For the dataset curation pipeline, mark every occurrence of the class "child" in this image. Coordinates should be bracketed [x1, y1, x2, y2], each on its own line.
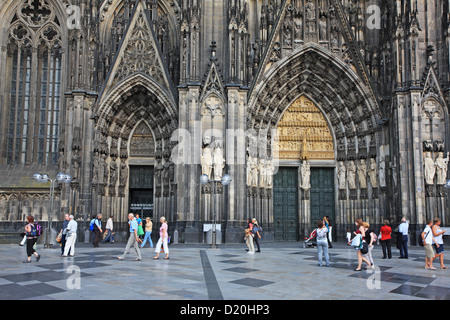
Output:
[346, 229, 352, 245]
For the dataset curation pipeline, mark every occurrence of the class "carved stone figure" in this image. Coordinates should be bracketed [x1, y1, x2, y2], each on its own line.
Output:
[357, 159, 367, 189]
[301, 161, 311, 190]
[265, 159, 274, 188]
[213, 146, 225, 181]
[435, 152, 449, 185]
[248, 155, 259, 187]
[109, 156, 118, 186]
[347, 160, 356, 189]
[368, 158, 378, 188]
[119, 158, 128, 187]
[306, 0, 316, 33]
[379, 157, 386, 187]
[338, 161, 346, 189]
[259, 158, 267, 188]
[424, 151, 436, 185]
[71, 149, 81, 181]
[92, 151, 99, 184]
[201, 135, 213, 178]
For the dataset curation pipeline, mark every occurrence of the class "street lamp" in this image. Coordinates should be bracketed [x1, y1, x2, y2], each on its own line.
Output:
[445, 180, 450, 189]
[200, 173, 232, 248]
[33, 172, 72, 248]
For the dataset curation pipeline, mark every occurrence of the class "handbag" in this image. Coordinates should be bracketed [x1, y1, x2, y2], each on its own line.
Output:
[56, 230, 62, 243]
[137, 225, 145, 236]
[350, 234, 362, 248]
[360, 241, 369, 254]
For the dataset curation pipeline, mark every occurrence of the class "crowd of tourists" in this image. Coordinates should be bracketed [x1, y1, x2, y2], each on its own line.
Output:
[18, 213, 448, 272]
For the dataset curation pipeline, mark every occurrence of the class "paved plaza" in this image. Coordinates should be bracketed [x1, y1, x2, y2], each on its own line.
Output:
[1, 241, 450, 301]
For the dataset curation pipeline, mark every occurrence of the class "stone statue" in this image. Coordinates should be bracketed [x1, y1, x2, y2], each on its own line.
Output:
[213, 146, 225, 181]
[301, 161, 311, 190]
[347, 160, 357, 190]
[258, 158, 267, 188]
[357, 159, 367, 189]
[119, 158, 128, 187]
[201, 135, 213, 178]
[109, 156, 118, 186]
[92, 151, 99, 184]
[338, 161, 346, 189]
[368, 158, 378, 188]
[306, 0, 316, 33]
[248, 155, 259, 187]
[435, 152, 449, 185]
[424, 151, 436, 185]
[265, 159, 274, 188]
[71, 149, 81, 181]
[57, 150, 66, 171]
[379, 157, 386, 187]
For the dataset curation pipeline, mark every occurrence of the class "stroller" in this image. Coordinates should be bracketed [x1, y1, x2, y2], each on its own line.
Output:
[303, 229, 317, 248]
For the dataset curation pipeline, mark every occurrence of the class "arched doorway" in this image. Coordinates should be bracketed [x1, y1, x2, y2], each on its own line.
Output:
[273, 95, 335, 241]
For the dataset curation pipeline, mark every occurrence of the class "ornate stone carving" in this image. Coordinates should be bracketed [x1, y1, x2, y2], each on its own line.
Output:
[435, 152, 449, 185]
[276, 96, 334, 160]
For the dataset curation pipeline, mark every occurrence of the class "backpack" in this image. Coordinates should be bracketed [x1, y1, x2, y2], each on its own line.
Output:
[89, 219, 95, 232]
[35, 222, 42, 236]
[27, 224, 37, 237]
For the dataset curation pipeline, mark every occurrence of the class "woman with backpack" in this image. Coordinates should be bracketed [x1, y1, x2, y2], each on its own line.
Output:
[23, 216, 41, 263]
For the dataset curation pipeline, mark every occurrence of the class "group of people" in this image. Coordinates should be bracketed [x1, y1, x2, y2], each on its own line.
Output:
[344, 217, 447, 271]
[20, 213, 447, 271]
[116, 213, 169, 261]
[244, 218, 262, 254]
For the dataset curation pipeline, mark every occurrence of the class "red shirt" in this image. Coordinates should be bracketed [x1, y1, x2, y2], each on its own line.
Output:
[380, 225, 392, 240]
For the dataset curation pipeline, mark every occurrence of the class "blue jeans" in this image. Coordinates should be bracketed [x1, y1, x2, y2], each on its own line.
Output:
[102, 229, 114, 243]
[399, 235, 408, 258]
[141, 231, 153, 247]
[317, 240, 330, 266]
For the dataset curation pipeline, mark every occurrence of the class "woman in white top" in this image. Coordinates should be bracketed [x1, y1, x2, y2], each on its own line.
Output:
[432, 217, 447, 269]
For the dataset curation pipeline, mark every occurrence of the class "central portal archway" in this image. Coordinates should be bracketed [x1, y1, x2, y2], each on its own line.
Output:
[273, 95, 335, 241]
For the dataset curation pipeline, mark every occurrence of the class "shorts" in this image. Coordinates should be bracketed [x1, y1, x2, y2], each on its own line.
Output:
[424, 244, 435, 258]
[433, 243, 444, 254]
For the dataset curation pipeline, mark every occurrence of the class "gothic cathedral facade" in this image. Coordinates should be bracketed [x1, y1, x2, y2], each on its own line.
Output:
[0, 0, 449, 243]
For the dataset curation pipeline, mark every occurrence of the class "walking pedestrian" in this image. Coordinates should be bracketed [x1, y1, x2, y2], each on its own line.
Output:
[244, 226, 255, 254]
[431, 217, 448, 269]
[136, 214, 144, 240]
[346, 229, 352, 245]
[316, 220, 330, 267]
[23, 216, 41, 263]
[141, 217, 153, 248]
[422, 219, 438, 270]
[350, 219, 371, 271]
[93, 214, 103, 247]
[362, 222, 375, 268]
[398, 217, 409, 259]
[153, 217, 169, 260]
[379, 220, 392, 259]
[63, 215, 78, 257]
[102, 215, 114, 243]
[117, 213, 142, 261]
[59, 214, 70, 256]
[251, 218, 261, 252]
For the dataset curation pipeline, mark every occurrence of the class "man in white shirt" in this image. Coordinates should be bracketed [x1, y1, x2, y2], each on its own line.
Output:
[398, 217, 409, 259]
[63, 215, 78, 257]
[422, 219, 439, 270]
[102, 215, 114, 243]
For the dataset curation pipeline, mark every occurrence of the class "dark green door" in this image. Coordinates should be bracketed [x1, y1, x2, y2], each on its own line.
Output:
[273, 167, 299, 241]
[310, 168, 335, 229]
